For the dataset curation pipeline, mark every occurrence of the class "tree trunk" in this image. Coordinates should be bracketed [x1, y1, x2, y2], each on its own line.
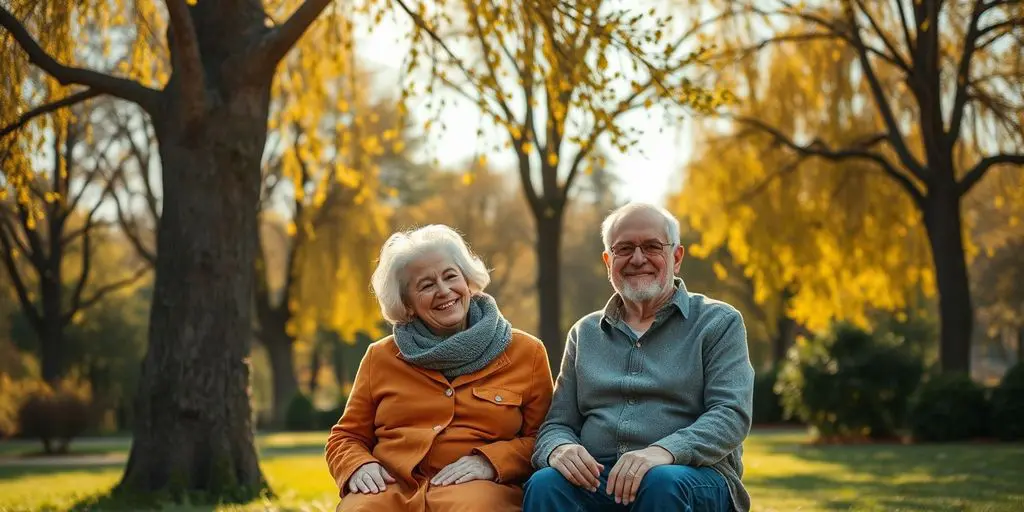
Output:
[262, 326, 298, 429]
[308, 344, 321, 397]
[535, 209, 565, 373]
[921, 180, 974, 375]
[118, 86, 271, 499]
[39, 302, 64, 385]
[772, 313, 796, 367]
[1017, 328, 1023, 364]
[39, 252, 64, 384]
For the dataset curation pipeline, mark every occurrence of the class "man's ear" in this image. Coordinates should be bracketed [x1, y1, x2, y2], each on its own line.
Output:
[673, 244, 685, 273]
[602, 250, 612, 270]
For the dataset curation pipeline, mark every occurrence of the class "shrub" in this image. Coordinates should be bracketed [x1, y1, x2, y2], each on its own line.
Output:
[752, 366, 786, 425]
[316, 404, 346, 430]
[990, 363, 1024, 441]
[17, 378, 93, 454]
[776, 322, 924, 440]
[908, 373, 989, 442]
[284, 393, 315, 431]
[0, 375, 48, 439]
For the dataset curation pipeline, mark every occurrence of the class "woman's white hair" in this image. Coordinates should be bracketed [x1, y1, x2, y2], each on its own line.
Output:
[371, 224, 491, 325]
[600, 202, 681, 251]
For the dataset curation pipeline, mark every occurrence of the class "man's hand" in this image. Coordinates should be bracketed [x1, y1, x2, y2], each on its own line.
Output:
[430, 455, 496, 486]
[606, 445, 674, 505]
[348, 462, 396, 494]
[547, 443, 603, 492]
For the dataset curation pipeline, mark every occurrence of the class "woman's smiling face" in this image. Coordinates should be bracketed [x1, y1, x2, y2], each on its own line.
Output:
[404, 250, 471, 335]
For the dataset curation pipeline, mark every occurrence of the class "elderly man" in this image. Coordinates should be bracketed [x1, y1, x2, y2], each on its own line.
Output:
[522, 203, 754, 512]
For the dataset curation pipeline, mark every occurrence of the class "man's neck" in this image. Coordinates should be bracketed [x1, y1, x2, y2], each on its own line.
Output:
[621, 286, 675, 326]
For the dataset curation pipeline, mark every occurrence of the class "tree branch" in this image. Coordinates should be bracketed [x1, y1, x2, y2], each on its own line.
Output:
[0, 6, 161, 113]
[0, 224, 43, 329]
[854, 0, 911, 70]
[255, 0, 332, 67]
[977, 17, 1024, 49]
[66, 217, 95, 321]
[751, 3, 912, 71]
[960, 153, 1024, 196]
[0, 89, 100, 139]
[894, 0, 916, 52]
[0, 207, 32, 258]
[948, 0, 986, 144]
[737, 116, 926, 207]
[64, 264, 150, 323]
[844, 4, 927, 181]
[466, 2, 516, 124]
[164, 0, 207, 124]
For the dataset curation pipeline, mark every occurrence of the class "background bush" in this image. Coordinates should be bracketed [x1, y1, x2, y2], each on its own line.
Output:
[753, 365, 786, 424]
[285, 393, 316, 431]
[0, 375, 48, 439]
[990, 362, 1024, 441]
[908, 372, 989, 442]
[777, 322, 924, 440]
[16, 378, 94, 454]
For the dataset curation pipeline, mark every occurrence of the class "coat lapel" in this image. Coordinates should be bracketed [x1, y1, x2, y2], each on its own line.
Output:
[450, 351, 511, 388]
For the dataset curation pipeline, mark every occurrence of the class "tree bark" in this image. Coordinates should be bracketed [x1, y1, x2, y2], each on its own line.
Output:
[921, 176, 974, 375]
[262, 327, 298, 429]
[1017, 328, 1023, 364]
[772, 313, 796, 367]
[308, 344, 321, 397]
[534, 208, 565, 373]
[118, 84, 271, 499]
[39, 273, 64, 384]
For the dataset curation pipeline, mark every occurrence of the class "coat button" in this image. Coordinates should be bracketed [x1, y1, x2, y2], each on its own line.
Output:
[494, 395, 503, 402]
[445, 388, 453, 397]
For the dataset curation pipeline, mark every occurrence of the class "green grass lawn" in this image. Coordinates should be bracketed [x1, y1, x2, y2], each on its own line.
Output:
[1, 429, 1022, 511]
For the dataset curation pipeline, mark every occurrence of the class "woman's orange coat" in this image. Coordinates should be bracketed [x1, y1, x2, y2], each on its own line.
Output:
[325, 330, 554, 511]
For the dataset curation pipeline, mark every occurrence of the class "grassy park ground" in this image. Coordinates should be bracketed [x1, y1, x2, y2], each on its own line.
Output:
[0, 428, 1022, 511]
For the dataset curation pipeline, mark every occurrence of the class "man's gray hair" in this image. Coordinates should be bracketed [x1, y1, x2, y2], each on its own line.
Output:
[600, 202, 681, 251]
[370, 224, 491, 324]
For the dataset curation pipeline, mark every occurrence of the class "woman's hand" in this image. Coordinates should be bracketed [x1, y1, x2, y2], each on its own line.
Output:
[348, 462, 397, 494]
[430, 454, 496, 486]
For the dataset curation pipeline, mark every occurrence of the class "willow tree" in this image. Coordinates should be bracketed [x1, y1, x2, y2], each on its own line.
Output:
[254, 4, 390, 427]
[678, 40, 934, 339]
[683, 0, 1023, 373]
[398, 1, 728, 363]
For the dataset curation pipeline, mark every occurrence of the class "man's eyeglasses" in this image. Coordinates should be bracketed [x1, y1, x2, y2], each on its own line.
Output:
[609, 241, 674, 257]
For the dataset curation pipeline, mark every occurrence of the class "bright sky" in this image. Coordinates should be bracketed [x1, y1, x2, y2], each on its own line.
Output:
[352, 15, 695, 206]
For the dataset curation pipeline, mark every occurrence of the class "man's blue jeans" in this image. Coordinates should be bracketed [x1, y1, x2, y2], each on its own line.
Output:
[522, 456, 731, 512]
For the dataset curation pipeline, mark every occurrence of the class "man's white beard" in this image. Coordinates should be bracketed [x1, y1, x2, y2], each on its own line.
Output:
[619, 276, 664, 302]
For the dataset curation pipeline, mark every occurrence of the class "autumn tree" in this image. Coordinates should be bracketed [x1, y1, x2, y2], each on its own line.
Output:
[0, 112, 147, 384]
[681, 0, 1023, 373]
[253, 12, 393, 426]
[674, 39, 935, 359]
[400, 0, 728, 366]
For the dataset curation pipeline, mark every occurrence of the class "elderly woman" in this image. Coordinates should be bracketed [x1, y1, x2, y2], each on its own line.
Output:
[325, 224, 554, 512]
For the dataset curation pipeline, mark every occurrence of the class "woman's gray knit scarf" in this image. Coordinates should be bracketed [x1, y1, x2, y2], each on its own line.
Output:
[393, 293, 512, 379]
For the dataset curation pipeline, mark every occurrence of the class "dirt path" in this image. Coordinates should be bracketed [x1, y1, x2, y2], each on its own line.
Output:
[0, 452, 126, 467]
[0, 437, 130, 468]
